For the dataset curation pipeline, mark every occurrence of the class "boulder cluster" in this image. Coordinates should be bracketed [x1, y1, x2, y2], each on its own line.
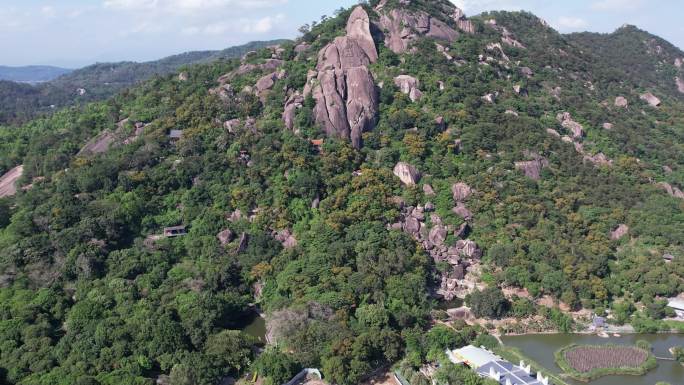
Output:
[375, 0, 473, 54]
[389, 180, 481, 300]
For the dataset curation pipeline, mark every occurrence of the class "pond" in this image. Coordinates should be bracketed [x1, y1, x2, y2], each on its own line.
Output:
[241, 312, 267, 343]
[502, 333, 684, 385]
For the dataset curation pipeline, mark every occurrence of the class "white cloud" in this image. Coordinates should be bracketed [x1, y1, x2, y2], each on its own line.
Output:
[591, 0, 645, 11]
[104, 0, 287, 12]
[555, 16, 588, 30]
[450, 0, 525, 13]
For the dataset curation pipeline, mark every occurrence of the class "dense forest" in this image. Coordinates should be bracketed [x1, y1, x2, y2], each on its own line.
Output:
[0, 40, 287, 126]
[0, 1, 682, 384]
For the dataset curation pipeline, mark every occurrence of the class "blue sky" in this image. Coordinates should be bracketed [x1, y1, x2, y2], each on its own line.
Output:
[1, 0, 683, 68]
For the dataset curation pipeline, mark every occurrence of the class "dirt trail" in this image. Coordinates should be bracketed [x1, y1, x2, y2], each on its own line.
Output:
[0, 165, 23, 198]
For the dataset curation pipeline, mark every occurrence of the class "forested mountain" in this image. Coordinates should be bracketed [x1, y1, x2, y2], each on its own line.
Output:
[0, 40, 288, 125]
[0, 66, 73, 83]
[0, 1, 682, 385]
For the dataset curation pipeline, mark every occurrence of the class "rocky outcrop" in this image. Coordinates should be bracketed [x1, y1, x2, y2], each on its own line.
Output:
[557, 112, 584, 139]
[311, 6, 378, 148]
[515, 156, 549, 180]
[393, 162, 420, 185]
[657, 182, 684, 199]
[676, 57, 683, 68]
[376, 6, 460, 54]
[640, 92, 661, 107]
[676, 77, 684, 94]
[394, 75, 422, 102]
[610, 224, 629, 241]
[614, 96, 628, 107]
[218, 59, 284, 84]
[583, 152, 613, 167]
[389, 200, 481, 301]
[602, 123, 613, 130]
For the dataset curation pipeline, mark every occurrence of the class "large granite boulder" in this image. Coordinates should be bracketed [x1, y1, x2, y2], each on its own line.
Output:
[456, 239, 482, 259]
[217, 229, 234, 246]
[676, 57, 683, 68]
[610, 224, 629, 241]
[677, 77, 684, 94]
[393, 162, 421, 185]
[428, 225, 448, 247]
[614, 96, 628, 107]
[394, 75, 422, 102]
[452, 202, 472, 220]
[451, 182, 472, 202]
[311, 6, 378, 148]
[640, 92, 661, 107]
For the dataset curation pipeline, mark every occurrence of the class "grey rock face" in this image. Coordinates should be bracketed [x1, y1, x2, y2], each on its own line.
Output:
[311, 6, 378, 148]
[676, 77, 684, 94]
[393, 162, 421, 185]
[675, 57, 683, 68]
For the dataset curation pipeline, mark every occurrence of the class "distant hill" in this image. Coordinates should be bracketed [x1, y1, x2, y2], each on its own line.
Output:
[0, 39, 289, 125]
[0, 65, 72, 83]
[567, 25, 684, 98]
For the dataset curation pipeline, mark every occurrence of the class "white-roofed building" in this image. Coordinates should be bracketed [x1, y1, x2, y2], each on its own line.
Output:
[448, 345, 500, 368]
[668, 297, 684, 318]
[447, 345, 551, 385]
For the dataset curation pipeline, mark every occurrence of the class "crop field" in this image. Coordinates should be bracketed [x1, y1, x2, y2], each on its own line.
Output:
[554, 344, 657, 381]
[563, 345, 648, 372]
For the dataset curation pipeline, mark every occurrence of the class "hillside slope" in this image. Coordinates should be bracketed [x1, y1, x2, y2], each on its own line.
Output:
[0, 40, 288, 125]
[0, 65, 73, 83]
[0, 1, 682, 385]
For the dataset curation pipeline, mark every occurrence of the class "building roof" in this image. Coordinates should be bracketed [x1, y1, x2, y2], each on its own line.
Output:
[668, 298, 684, 310]
[477, 360, 545, 385]
[450, 345, 500, 368]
